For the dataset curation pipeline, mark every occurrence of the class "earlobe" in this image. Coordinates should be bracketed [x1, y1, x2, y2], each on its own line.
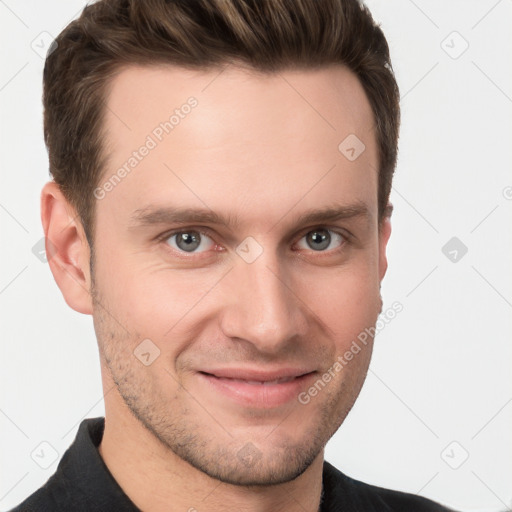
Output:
[41, 181, 93, 315]
[378, 209, 392, 282]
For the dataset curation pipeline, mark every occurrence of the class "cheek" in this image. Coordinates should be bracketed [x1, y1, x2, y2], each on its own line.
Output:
[95, 249, 223, 342]
[297, 261, 381, 341]
[93, 222, 381, 349]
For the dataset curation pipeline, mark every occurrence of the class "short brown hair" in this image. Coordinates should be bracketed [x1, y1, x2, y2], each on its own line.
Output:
[43, 0, 400, 247]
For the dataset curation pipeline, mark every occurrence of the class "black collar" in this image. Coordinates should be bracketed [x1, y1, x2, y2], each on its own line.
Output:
[57, 417, 343, 511]
[26, 417, 450, 512]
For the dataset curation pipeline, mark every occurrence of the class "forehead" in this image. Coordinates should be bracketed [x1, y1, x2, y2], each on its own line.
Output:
[104, 63, 375, 144]
[99, 63, 378, 228]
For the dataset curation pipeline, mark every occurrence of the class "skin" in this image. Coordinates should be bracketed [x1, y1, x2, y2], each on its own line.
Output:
[42, 62, 391, 512]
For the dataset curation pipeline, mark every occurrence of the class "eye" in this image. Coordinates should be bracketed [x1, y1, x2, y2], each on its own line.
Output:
[296, 228, 346, 252]
[165, 230, 216, 253]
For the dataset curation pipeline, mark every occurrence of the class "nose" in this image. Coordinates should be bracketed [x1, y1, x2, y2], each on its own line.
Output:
[219, 250, 309, 354]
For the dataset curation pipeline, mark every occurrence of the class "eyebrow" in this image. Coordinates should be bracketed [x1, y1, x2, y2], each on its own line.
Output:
[129, 201, 371, 233]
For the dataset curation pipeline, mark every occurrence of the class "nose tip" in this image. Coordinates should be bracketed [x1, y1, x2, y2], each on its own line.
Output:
[219, 259, 308, 353]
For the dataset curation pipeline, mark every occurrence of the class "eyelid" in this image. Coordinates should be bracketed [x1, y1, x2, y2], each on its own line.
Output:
[295, 224, 351, 241]
[157, 224, 352, 256]
[293, 226, 349, 252]
[156, 226, 215, 243]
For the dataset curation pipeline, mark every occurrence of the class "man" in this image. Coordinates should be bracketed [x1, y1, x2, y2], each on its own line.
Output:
[11, 0, 457, 510]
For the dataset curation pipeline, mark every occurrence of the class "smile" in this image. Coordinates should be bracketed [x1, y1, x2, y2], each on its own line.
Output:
[197, 369, 317, 408]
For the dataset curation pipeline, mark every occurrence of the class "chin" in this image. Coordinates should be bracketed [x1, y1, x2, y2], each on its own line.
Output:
[182, 444, 320, 487]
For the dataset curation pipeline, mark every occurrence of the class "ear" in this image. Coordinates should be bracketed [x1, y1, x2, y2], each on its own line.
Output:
[378, 204, 392, 282]
[41, 181, 93, 315]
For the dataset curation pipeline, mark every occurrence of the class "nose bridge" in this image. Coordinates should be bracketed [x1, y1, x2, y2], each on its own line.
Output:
[220, 246, 307, 351]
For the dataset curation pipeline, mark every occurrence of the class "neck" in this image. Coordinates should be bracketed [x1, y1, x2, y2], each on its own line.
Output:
[98, 390, 324, 512]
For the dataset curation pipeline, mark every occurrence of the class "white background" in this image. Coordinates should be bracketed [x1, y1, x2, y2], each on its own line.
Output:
[1, 1, 511, 511]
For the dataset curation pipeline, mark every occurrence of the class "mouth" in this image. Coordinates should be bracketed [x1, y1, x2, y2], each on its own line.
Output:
[197, 368, 317, 408]
[212, 375, 298, 385]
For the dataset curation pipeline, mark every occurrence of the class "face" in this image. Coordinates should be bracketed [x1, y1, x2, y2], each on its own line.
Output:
[90, 63, 389, 486]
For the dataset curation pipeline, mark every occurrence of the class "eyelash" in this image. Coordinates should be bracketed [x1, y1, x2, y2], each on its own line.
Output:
[157, 226, 351, 259]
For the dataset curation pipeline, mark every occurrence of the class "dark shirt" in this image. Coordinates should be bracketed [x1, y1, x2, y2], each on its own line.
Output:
[10, 417, 457, 511]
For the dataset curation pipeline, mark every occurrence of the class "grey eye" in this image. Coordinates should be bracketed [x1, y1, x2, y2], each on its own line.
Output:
[298, 229, 344, 252]
[166, 231, 215, 253]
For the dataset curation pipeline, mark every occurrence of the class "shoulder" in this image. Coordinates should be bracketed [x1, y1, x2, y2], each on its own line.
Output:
[322, 461, 458, 512]
[7, 477, 72, 512]
[8, 418, 102, 512]
[7, 452, 91, 512]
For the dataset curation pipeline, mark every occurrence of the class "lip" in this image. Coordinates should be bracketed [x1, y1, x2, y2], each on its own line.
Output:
[197, 367, 317, 408]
